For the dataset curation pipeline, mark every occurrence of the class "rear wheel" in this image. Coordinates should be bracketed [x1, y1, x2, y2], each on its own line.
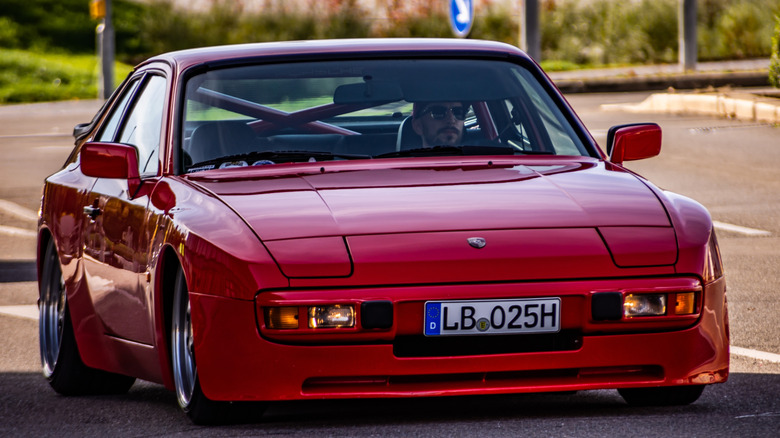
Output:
[39, 240, 135, 395]
[618, 385, 705, 406]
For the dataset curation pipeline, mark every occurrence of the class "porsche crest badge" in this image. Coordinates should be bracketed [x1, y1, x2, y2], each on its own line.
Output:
[467, 237, 487, 249]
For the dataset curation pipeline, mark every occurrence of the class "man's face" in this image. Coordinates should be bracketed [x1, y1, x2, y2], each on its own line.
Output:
[412, 102, 466, 147]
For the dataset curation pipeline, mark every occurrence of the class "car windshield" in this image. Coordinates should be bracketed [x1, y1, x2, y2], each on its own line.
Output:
[181, 58, 593, 173]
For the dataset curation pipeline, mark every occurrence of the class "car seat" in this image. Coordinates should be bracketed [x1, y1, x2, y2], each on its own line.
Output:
[395, 116, 422, 151]
[187, 121, 258, 164]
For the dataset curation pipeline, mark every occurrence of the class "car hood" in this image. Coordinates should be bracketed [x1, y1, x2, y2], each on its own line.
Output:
[191, 158, 671, 241]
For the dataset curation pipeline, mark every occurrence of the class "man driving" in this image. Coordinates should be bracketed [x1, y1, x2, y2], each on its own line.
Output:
[411, 102, 468, 147]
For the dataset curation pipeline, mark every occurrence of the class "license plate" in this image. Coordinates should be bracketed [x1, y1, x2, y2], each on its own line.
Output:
[424, 298, 561, 336]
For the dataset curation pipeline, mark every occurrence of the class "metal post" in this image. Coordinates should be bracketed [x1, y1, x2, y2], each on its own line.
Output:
[519, 0, 541, 61]
[679, 0, 697, 71]
[98, 0, 115, 99]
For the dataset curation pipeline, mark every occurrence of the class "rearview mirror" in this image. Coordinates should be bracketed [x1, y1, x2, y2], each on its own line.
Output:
[333, 81, 403, 104]
[607, 123, 662, 165]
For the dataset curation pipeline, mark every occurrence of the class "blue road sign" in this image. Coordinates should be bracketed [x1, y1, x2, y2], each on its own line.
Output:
[449, 0, 474, 38]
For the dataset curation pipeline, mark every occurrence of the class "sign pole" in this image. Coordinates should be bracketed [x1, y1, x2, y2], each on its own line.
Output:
[92, 0, 115, 99]
[519, 0, 541, 61]
[103, 0, 115, 99]
[679, 0, 697, 71]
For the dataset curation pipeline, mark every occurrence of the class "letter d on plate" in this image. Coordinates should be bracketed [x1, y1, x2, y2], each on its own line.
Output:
[425, 302, 442, 336]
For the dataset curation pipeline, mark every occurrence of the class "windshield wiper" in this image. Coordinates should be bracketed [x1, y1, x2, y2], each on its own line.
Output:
[190, 150, 371, 169]
[375, 145, 516, 158]
[512, 149, 555, 155]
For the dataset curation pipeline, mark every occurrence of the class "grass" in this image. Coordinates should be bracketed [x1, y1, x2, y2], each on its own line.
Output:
[540, 60, 585, 72]
[0, 49, 133, 104]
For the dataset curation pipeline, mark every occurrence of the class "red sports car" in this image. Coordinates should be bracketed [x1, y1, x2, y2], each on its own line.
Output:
[37, 39, 728, 424]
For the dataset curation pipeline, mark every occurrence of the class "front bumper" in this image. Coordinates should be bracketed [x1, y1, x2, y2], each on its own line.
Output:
[189, 276, 729, 402]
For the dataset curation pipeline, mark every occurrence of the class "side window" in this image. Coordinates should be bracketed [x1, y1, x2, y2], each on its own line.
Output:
[509, 67, 588, 156]
[117, 75, 167, 176]
[96, 79, 141, 142]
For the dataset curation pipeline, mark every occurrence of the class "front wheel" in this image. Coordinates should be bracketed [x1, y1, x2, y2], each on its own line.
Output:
[618, 385, 705, 406]
[39, 239, 135, 395]
[171, 266, 237, 424]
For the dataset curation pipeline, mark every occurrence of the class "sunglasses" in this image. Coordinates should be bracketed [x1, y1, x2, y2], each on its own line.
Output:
[420, 105, 468, 121]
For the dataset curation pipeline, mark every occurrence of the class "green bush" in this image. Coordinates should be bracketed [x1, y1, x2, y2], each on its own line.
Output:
[0, 17, 22, 48]
[471, 3, 517, 45]
[540, 0, 674, 65]
[771, 15, 780, 88]
[321, 0, 372, 39]
[699, 0, 779, 60]
[716, 2, 773, 58]
[635, 0, 678, 63]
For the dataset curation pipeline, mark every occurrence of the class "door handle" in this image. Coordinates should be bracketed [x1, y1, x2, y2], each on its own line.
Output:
[83, 206, 102, 219]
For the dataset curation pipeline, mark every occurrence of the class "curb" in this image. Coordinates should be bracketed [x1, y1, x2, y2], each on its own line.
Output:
[600, 89, 780, 124]
[553, 71, 770, 94]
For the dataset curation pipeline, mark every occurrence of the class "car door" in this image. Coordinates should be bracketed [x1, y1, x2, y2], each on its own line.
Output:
[82, 72, 167, 345]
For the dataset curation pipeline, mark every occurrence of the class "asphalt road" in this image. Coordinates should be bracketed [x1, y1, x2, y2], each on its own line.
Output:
[0, 94, 778, 436]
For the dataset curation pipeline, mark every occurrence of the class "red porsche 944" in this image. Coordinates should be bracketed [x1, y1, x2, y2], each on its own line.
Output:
[37, 39, 728, 424]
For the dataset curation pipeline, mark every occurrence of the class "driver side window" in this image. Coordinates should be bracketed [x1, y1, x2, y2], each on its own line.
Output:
[118, 75, 167, 177]
[94, 74, 167, 177]
[96, 79, 140, 143]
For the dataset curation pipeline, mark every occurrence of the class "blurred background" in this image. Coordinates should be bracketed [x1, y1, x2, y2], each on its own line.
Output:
[1, 0, 779, 103]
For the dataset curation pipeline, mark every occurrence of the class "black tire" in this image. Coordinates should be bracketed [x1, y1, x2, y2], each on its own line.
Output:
[39, 240, 136, 395]
[618, 385, 705, 407]
[171, 266, 239, 424]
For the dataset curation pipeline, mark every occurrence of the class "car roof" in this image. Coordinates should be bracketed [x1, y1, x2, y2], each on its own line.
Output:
[139, 38, 532, 74]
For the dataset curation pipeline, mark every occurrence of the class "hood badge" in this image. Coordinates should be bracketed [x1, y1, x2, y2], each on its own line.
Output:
[467, 237, 487, 249]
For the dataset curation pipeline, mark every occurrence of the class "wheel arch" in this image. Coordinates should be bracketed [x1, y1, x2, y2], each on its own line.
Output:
[36, 227, 53, 293]
[155, 244, 184, 390]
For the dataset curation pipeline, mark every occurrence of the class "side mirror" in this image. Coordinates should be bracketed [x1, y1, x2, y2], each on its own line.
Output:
[80, 142, 141, 196]
[606, 123, 662, 165]
[73, 123, 91, 142]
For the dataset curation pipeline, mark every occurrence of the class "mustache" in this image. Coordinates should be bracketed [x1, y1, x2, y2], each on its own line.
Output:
[438, 126, 460, 134]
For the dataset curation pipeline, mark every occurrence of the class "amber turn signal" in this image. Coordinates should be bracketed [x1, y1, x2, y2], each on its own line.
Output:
[265, 307, 299, 329]
[674, 292, 696, 315]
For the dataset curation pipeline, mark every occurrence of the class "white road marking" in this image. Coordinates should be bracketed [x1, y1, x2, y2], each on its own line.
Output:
[713, 221, 772, 237]
[730, 346, 780, 364]
[0, 133, 70, 139]
[0, 225, 37, 238]
[0, 200, 38, 238]
[735, 412, 780, 419]
[0, 199, 39, 222]
[0, 305, 38, 320]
